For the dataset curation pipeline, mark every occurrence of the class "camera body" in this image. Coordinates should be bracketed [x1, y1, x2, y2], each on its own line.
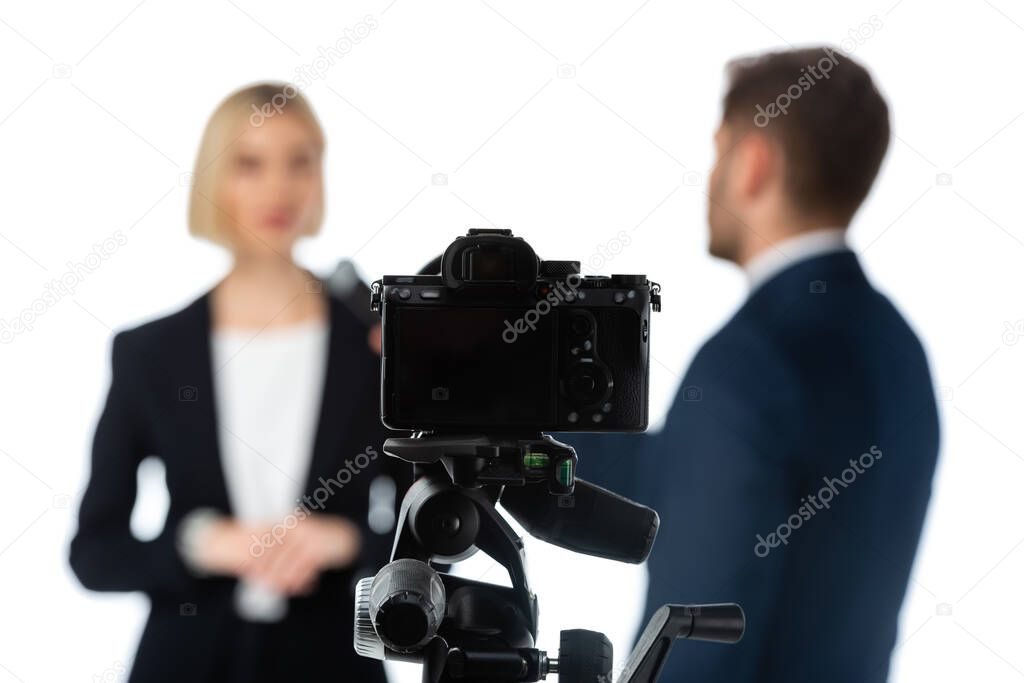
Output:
[371, 229, 659, 433]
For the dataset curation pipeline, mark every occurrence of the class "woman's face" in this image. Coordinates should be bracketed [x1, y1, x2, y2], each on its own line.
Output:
[218, 112, 322, 257]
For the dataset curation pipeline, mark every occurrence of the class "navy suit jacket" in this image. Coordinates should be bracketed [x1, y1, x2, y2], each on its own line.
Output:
[561, 251, 938, 682]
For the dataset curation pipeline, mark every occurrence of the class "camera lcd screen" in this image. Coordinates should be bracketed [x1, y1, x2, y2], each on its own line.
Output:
[389, 307, 557, 427]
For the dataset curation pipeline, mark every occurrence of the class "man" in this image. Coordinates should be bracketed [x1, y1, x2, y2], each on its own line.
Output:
[564, 47, 938, 682]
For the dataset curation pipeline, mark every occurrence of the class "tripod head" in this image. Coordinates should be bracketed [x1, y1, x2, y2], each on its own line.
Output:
[353, 433, 744, 682]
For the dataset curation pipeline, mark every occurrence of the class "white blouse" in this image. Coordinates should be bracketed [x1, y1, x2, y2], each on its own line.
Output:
[208, 318, 329, 621]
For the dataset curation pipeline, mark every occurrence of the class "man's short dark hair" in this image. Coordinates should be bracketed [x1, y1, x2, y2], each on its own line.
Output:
[722, 46, 890, 224]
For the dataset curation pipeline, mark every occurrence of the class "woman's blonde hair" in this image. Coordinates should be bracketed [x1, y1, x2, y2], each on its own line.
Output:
[187, 82, 326, 245]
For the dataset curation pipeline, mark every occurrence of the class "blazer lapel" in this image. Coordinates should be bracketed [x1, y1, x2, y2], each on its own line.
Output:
[180, 291, 234, 514]
[302, 294, 372, 498]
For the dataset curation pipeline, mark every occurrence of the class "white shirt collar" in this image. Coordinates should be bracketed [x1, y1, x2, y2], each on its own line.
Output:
[744, 227, 849, 291]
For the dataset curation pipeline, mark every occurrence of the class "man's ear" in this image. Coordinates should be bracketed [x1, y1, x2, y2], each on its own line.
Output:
[735, 131, 778, 201]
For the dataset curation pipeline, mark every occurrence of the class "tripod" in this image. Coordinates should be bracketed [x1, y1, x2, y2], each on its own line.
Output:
[354, 433, 744, 682]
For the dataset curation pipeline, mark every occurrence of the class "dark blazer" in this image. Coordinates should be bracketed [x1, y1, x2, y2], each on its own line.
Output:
[70, 289, 402, 683]
[562, 251, 939, 682]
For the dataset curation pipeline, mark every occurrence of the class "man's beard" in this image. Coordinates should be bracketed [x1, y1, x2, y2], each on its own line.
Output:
[706, 185, 741, 264]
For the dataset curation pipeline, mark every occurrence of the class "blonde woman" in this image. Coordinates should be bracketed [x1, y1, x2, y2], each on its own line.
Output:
[70, 84, 392, 682]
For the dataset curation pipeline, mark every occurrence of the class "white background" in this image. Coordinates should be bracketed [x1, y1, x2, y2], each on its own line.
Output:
[1, 1, 1023, 681]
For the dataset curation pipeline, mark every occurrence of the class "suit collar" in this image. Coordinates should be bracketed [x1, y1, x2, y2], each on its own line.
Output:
[744, 228, 849, 292]
[740, 250, 867, 318]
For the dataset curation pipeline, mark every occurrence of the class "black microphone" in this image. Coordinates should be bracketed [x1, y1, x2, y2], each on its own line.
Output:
[326, 259, 378, 328]
[499, 478, 659, 565]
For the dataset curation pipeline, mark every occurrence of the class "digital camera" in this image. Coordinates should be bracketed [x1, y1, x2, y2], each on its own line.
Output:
[371, 229, 660, 433]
